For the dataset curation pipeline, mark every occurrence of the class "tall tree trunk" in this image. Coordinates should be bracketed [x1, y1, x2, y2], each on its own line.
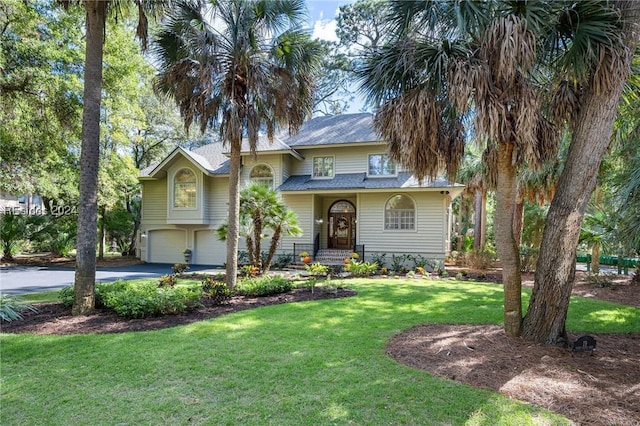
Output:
[495, 143, 522, 337]
[226, 136, 241, 288]
[522, 4, 639, 344]
[73, 1, 105, 316]
[513, 187, 524, 248]
[473, 190, 483, 250]
[480, 191, 487, 249]
[590, 241, 601, 275]
[98, 205, 105, 260]
[455, 198, 464, 252]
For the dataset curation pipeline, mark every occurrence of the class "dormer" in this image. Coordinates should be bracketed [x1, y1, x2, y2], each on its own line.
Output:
[140, 147, 223, 225]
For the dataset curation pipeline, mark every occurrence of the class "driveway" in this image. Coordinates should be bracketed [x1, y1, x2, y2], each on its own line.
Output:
[0, 264, 224, 295]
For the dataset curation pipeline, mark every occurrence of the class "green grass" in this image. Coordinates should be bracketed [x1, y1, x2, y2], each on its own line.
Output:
[2, 278, 638, 425]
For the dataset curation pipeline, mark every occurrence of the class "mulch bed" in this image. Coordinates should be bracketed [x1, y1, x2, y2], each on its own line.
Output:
[2, 261, 639, 425]
[1, 286, 356, 335]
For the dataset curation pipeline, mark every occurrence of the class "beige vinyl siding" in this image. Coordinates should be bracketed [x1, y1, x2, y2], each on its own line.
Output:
[141, 180, 167, 223]
[280, 194, 313, 251]
[358, 192, 445, 258]
[290, 145, 389, 176]
[281, 155, 292, 182]
[207, 175, 230, 229]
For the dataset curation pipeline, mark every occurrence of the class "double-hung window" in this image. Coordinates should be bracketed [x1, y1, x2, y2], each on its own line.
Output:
[368, 154, 396, 176]
[313, 156, 334, 178]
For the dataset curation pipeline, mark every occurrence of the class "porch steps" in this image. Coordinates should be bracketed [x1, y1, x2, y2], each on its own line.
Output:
[313, 249, 353, 265]
[285, 249, 353, 270]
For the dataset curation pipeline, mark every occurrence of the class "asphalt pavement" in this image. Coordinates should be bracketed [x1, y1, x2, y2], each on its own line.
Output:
[0, 263, 224, 295]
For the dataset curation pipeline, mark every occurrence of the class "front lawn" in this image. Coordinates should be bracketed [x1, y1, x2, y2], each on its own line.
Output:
[2, 278, 637, 425]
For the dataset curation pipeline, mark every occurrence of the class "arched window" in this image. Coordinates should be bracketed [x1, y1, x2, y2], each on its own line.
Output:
[174, 168, 196, 208]
[250, 164, 274, 188]
[384, 194, 415, 230]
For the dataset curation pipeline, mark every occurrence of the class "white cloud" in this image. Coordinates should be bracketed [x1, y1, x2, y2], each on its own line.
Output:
[312, 19, 339, 42]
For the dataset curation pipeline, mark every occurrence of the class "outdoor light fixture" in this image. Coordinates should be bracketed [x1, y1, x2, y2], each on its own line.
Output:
[315, 218, 324, 225]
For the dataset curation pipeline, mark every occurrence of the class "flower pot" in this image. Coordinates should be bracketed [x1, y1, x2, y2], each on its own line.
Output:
[303, 256, 311, 264]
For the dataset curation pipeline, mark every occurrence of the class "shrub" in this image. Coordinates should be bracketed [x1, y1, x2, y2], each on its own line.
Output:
[201, 276, 232, 304]
[390, 254, 408, 273]
[241, 265, 260, 277]
[416, 266, 427, 275]
[463, 249, 495, 270]
[158, 274, 177, 288]
[172, 263, 189, 274]
[409, 254, 428, 269]
[274, 252, 294, 269]
[305, 262, 328, 276]
[235, 275, 293, 297]
[101, 281, 202, 318]
[59, 286, 75, 308]
[586, 273, 614, 288]
[344, 260, 378, 277]
[379, 266, 389, 275]
[370, 252, 386, 268]
[0, 293, 37, 322]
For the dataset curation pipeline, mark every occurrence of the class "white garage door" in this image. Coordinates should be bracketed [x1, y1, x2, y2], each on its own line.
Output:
[148, 230, 186, 264]
[194, 230, 226, 265]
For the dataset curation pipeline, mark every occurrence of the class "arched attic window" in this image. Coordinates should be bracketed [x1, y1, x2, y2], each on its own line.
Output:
[250, 164, 274, 188]
[384, 194, 415, 230]
[174, 168, 196, 208]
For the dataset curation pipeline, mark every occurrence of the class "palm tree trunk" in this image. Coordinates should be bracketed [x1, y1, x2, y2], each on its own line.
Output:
[480, 191, 487, 249]
[522, 7, 639, 343]
[590, 242, 601, 275]
[226, 136, 242, 288]
[73, 0, 105, 316]
[495, 143, 522, 337]
[473, 190, 483, 250]
[513, 187, 524, 248]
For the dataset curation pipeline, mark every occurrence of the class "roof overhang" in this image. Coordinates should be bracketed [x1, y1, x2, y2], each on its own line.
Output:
[140, 147, 216, 180]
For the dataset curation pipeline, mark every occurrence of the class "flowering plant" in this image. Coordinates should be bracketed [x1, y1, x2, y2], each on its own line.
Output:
[183, 248, 192, 255]
[298, 251, 309, 257]
[350, 252, 359, 259]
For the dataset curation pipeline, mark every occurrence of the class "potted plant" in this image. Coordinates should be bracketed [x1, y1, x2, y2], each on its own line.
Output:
[299, 251, 310, 263]
[345, 252, 359, 264]
[183, 248, 192, 263]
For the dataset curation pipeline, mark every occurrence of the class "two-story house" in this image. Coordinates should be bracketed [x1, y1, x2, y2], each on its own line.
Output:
[138, 113, 463, 265]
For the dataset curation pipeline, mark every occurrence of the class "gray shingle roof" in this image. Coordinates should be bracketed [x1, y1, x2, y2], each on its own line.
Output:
[140, 144, 230, 178]
[282, 113, 379, 147]
[278, 172, 462, 191]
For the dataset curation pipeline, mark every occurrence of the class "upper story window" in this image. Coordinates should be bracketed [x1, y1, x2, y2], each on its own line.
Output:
[250, 164, 274, 188]
[174, 168, 196, 208]
[368, 153, 396, 176]
[384, 194, 415, 230]
[313, 156, 334, 178]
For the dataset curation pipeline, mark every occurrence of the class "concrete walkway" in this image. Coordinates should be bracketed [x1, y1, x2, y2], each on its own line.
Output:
[0, 263, 224, 295]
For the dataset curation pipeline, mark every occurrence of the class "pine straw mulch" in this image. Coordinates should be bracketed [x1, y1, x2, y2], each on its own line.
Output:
[386, 270, 640, 426]
[2, 267, 639, 425]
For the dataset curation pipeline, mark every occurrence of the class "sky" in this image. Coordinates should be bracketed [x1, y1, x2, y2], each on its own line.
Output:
[306, 1, 366, 113]
[306, 0, 353, 41]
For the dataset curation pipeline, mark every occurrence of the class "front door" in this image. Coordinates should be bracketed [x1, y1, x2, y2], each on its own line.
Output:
[328, 200, 356, 250]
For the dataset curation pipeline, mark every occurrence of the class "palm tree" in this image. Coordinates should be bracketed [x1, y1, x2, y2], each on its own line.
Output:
[154, 0, 321, 288]
[358, 1, 560, 337]
[59, 0, 167, 315]
[216, 182, 302, 273]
